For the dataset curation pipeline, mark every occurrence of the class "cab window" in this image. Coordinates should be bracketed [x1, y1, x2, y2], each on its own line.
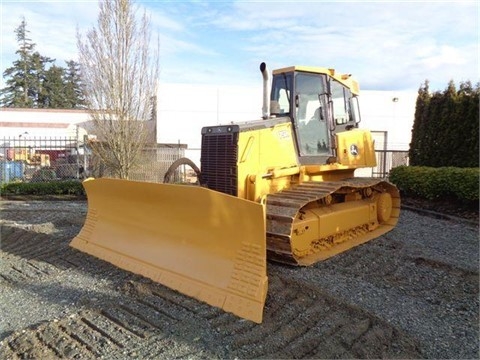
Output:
[295, 73, 330, 156]
[270, 74, 293, 116]
[330, 79, 354, 125]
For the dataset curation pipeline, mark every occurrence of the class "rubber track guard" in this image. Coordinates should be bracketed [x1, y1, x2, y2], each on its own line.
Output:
[70, 178, 268, 323]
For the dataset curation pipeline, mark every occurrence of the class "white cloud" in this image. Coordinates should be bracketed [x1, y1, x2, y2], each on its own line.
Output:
[149, 9, 184, 32]
[223, 1, 479, 90]
[420, 45, 468, 68]
[0, 0, 478, 92]
[158, 33, 219, 58]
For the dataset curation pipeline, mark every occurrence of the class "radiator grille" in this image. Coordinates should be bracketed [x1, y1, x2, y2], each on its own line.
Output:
[201, 128, 238, 196]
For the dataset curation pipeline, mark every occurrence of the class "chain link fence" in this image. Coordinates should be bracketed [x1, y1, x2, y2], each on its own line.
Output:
[0, 137, 83, 183]
[0, 137, 186, 184]
[89, 144, 188, 183]
[0, 136, 408, 185]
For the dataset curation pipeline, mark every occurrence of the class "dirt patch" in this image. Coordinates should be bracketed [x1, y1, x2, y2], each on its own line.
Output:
[401, 195, 478, 223]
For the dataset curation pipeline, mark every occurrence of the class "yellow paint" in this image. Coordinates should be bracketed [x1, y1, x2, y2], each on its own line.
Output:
[273, 65, 360, 94]
[71, 178, 268, 323]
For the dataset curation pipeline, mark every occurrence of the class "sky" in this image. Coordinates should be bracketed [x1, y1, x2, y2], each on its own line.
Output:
[0, 0, 478, 93]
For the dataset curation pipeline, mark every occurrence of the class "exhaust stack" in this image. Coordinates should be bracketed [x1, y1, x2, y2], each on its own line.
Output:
[260, 62, 269, 119]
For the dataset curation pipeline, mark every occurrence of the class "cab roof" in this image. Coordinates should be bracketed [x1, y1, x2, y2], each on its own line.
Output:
[272, 65, 360, 95]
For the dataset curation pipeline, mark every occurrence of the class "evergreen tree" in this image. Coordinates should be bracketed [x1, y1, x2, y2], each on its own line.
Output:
[436, 80, 457, 166]
[409, 80, 430, 165]
[31, 52, 55, 107]
[409, 80, 479, 168]
[425, 91, 444, 166]
[456, 81, 480, 167]
[40, 65, 67, 108]
[64, 60, 86, 108]
[0, 18, 37, 107]
[0, 19, 86, 109]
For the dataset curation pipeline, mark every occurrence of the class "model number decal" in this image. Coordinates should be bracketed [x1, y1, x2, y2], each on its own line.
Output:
[277, 130, 290, 140]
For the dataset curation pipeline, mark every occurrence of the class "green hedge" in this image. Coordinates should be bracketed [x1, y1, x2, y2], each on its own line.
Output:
[1, 180, 85, 196]
[389, 166, 479, 202]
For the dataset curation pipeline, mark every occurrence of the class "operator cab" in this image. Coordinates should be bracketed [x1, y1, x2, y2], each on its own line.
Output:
[269, 66, 361, 165]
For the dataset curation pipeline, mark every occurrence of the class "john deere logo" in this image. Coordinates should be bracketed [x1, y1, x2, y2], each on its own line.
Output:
[350, 144, 359, 156]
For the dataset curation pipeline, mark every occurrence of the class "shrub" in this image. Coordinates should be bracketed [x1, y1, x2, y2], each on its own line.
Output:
[389, 166, 479, 202]
[1, 180, 85, 197]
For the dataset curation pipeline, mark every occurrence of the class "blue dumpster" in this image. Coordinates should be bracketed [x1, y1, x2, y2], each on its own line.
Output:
[0, 161, 25, 183]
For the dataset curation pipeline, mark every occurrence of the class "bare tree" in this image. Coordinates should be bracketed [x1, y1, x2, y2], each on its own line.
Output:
[77, 0, 159, 179]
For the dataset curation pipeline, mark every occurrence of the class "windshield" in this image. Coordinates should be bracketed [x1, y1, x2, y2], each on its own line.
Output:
[295, 72, 330, 156]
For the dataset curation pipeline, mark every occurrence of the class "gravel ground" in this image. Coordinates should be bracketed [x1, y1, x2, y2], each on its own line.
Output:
[0, 200, 478, 359]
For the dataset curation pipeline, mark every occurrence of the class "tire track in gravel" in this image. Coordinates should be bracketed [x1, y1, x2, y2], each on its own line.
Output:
[1, 203, 86, 271]
[220, 274, 421, 359]
[0, 226, 82, 283]
[1, 272, 423, 359]
[0, 223, 130, 284]
[0, 228, 62, 284]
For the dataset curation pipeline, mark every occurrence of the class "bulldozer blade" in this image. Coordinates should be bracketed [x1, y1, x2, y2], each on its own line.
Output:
[70, 178, 268, 323]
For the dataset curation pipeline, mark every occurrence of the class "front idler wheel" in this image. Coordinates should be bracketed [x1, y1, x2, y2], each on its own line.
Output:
[377, 192, 393, 223]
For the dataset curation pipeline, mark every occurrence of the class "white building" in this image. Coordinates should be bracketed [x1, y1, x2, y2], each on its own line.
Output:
[0, 108, 91, 139]
[0, 84, 417, 167]
[359, 90, 417, 151]
[156, 83, 417, 166]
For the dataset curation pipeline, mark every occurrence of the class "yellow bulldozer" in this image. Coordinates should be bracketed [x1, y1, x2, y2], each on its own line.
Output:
[71, 63, 400, 323]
